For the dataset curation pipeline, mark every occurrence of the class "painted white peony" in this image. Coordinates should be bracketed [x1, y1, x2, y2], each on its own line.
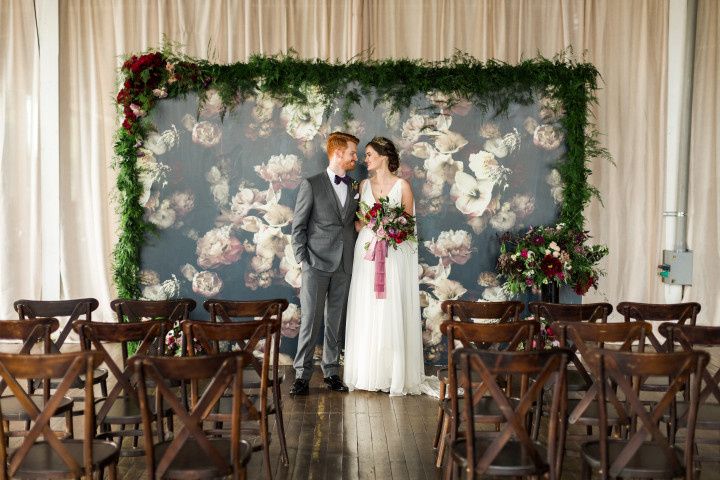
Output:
[192, 121, 222, 147]
[192, 270, 223, 297]
[281, 303, 301, 338]
[424, 229, 474, 266]
[147, 200, 176, 229]
[451, 171, 495, 217]
[255, 154, 303, 190]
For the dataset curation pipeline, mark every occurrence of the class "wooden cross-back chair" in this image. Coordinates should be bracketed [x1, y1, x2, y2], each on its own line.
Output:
[449, 348, 569, 480]
[131, 352, 253, 480]
[202, 298, 289, 467]
[110, 298, 196, 362]
[551, 321, 652, 470]
[660, 323, 720, 465]
[0, 350, 119, 479]
[433, 300, 524, 461]
[73, 320, 173, 457]
[617, 302, 702, 396]
[13, 298, 108, 398]
[184, 318, 279, 480]
[528, 302, 614, 399]
[0, 318, 76, 439]
[580, 349, 708, 480]
[437, 319, 539, 475]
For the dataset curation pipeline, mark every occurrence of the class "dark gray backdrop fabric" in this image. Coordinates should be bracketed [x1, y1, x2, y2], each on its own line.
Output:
[138, 88, 565, 363]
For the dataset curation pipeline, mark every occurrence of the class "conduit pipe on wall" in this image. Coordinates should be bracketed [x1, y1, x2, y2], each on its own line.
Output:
[664, 0, 697, 302]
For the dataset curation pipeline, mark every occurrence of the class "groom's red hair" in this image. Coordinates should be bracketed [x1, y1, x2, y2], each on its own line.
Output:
[327, 132, 359, 159]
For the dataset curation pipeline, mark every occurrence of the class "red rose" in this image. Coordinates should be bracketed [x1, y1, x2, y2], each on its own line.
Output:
[122, 118, 133, 131]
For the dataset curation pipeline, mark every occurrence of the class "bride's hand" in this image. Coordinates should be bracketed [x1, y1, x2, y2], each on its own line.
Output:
[354, 220, 364, 233]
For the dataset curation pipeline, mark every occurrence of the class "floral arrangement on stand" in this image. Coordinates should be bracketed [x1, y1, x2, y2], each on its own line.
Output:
[497, 223, 609, 296]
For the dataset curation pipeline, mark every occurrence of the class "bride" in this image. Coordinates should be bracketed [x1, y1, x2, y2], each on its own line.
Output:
[343, 136, 426, 396]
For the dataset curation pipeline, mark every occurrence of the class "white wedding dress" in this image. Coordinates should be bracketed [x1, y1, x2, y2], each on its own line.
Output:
[343, 179, 427, 396]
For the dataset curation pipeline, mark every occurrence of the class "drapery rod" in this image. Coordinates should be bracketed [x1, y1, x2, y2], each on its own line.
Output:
[663, 211, 687, 217]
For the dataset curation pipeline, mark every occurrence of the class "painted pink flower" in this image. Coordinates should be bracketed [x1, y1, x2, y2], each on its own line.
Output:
[196, 226, 243, 268]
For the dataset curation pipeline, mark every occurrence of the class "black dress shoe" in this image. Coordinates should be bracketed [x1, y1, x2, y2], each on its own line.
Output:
[323, 375, 349, 392]
[289, 378, 309, 396]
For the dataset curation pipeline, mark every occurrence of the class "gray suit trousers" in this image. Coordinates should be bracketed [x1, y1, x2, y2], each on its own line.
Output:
[293, 262, 350, 380]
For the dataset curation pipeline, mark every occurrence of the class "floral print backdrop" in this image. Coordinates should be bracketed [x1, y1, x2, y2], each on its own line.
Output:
[137, 87, 566, 364]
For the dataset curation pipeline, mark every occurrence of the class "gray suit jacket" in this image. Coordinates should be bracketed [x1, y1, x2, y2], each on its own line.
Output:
[291, 172, 358, 273]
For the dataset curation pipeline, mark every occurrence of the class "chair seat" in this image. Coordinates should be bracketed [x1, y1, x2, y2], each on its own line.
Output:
[153, 438, 252, 477]
[9, 439, 118, 477]
[46, 368, 109, 389]
[242, 367, 285, 388]
[441, 397, 516, 423]
[566, 369, 591, 392]
[97, 396, 169, 424]
[568, 398, 630, 425]
[451, 437, 549, 476]
[581, 439, 685, 478]
[0, 395, 74, 421]
[668, 401, 720, 428]
[640, 375, 686, 392]
[214, 395, 269, 416]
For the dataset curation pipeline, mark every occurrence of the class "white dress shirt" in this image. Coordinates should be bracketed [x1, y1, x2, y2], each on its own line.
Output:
[326, 168, 348, 207]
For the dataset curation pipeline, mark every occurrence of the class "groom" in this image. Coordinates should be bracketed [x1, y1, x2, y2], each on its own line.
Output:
[290, 131, 359, 396]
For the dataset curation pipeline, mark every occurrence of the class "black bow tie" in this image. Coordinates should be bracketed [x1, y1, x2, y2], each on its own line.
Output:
[334, 174, 350, 185]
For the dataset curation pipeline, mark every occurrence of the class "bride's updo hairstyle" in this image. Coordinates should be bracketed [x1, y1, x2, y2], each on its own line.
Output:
[367, 136, 400, 173]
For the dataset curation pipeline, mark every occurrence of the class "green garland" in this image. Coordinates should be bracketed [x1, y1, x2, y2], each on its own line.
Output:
[113, 46, 609, 299]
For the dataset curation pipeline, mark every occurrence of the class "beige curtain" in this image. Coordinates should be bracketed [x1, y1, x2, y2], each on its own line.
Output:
[0, 1, 40, 318]
[4, 0, 714, 322]
[685, 0, 720, 324]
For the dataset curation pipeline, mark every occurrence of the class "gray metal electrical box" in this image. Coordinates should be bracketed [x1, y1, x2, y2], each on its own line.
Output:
[659, 250, 693, 285]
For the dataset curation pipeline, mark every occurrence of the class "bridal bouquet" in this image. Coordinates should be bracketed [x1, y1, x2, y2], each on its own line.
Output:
[357, 198, 417, 299]
[497, 223, 608, 296]
[357, 197, 417, 250]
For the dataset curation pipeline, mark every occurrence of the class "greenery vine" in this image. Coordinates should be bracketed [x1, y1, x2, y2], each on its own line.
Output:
[113, 46, 608, 299]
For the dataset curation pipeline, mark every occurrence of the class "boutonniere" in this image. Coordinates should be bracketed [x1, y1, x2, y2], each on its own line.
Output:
[351, 180, 359, 191]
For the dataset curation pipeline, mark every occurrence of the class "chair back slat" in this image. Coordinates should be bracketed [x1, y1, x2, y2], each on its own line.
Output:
[110, 298, 196, 323]
[529, 301, 613, 323]
[441, 300, 523, 323]
[617, 302, 701, 324]
[204, 298, 288, 322]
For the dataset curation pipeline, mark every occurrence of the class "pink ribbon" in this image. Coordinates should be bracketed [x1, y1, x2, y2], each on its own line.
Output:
[363, 237, 388, 299]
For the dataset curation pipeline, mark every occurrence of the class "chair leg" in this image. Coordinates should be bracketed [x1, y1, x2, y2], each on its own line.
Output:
[100, 379, 108, 398]
[436, 415, 450, 468]
[65, 410, 74, 439]
[442, 450, 454, 480]
[133, 424, 140, 449]
[433, 379, 447, 449]
[261, 414, 273, 480]
[272, 379, 288, 465]
[581, 458, 591, 480]
[108, 461, 118, 480]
